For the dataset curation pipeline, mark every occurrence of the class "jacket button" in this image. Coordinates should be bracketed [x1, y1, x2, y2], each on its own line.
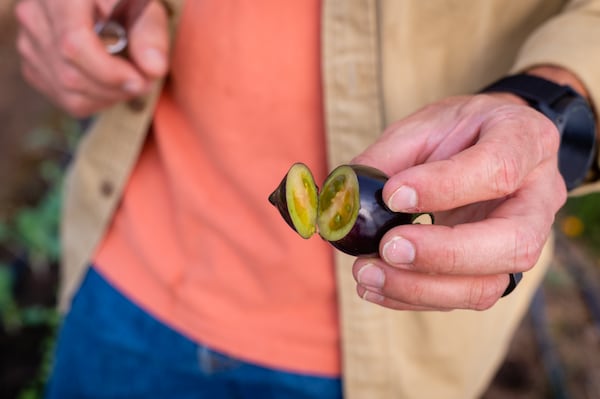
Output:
[100, 180, 114, 197]
[127, 97, 147, 112]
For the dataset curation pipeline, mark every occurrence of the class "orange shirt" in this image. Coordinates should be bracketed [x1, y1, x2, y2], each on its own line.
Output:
[93, 0, 340, 375]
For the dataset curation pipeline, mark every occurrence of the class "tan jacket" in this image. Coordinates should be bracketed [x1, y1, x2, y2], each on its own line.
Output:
[60, 1, 600, 398]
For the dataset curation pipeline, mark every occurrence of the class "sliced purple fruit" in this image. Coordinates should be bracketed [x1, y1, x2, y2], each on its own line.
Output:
[269, 163, 428, 256]
[268, 163, 319, 239]
[316, 165, 360, 242]
[319, 164, 413, 256]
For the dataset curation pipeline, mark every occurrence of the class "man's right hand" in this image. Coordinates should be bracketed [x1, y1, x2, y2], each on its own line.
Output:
[15, 0, 170, 117]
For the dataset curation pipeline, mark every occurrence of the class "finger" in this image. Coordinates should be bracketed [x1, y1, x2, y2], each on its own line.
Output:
[352, 96, 490, 175]
[379, 219, 545, 277]
[20, 60, 54, 100]
[24, 55, 119, 116]
[14, 0, 53, 50]
[378, 164, 564, 276]
[16, 1, 69, 92]
[356, 286, 445, 311]
[57, 91, 119, 117]
[96, 0, 116, 16]
[382, 106, 560, 213]
[55, 63, 140, 115]
[23, 58, 113, 116]
[15, 12, 60, 98]
[127, 1, 170, 78]
[351, 114, 435, 177]
[37, 0, 95, 39]
[60, 27, 150, 94]
[353, 261, 510, 310]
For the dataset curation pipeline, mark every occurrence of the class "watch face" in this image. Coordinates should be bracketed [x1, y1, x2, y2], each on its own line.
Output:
[556, 98, 597, 190]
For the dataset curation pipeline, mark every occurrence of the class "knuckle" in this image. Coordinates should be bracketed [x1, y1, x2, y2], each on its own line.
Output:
[56, 67, 85, 92]
[468, 278, 500, 311]
[490, 151, 520, 196]
[435, 242, 461, 274]
[403, 280, 427, 306]
[536, 115, 561, 154]
[512, 225, 545, 272]
[438, 165, 462, 203]
[58, 30, 83, 62]
[555, 173, 568, 206]
[466, 94, 491, 111]
[97, 70, 121, 87]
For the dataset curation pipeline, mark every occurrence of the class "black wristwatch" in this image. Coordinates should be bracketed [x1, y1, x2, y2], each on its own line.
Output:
[481, 74, 597, 190]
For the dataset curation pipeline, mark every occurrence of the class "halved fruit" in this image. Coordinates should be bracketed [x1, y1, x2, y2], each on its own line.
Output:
[268, 163, 319, 239]
[269, 163, 427, 256]
[316, 165, 360, 242]
[322, 164, 413, 256]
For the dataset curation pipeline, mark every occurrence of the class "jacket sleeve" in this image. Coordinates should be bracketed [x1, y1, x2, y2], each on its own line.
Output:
[512, 0, 600, 108]
[511, 0, 600, 192]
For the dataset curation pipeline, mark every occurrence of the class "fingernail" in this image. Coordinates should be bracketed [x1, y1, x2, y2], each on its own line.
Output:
[123, 79, 144, 94]
[382, 237, 415, 265]
[144, 48, 167, 74]
[357, 264, 385, 289]
[388, 186, 418, 211]
[362, 290, 384, 304]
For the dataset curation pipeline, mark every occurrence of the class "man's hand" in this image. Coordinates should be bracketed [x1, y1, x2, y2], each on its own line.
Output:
[15, 0, 170, 117]
[351, 93, 567, 311]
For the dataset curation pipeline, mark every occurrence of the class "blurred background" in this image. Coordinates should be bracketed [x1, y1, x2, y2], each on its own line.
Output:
[1, 1, 600, 398]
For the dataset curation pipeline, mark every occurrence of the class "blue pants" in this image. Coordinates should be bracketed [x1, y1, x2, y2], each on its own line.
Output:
[45, 268, 343, 399]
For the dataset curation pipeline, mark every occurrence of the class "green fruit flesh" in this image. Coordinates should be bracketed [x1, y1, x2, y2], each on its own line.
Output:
[285, 163, 318, 238]
[317, 165, 360, 242]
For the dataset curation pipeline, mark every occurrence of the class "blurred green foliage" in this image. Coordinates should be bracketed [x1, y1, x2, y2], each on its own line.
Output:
[560, 192, 600, 253]
[0, 197, 61, 334]
[0, 114, 81, 399]
[2, 162, 61, 265]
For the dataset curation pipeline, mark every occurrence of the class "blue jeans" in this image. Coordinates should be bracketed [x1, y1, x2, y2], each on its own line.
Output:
[45, 268, 343, 399]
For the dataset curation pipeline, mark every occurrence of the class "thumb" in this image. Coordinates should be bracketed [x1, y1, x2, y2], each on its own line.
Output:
[127, 1, 170, 78]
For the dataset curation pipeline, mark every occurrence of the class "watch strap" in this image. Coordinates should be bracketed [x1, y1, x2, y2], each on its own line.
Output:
[481, 74, 578, 110]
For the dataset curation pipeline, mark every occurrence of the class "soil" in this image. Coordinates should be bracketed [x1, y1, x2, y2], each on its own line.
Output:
[1, 2, 600, 399]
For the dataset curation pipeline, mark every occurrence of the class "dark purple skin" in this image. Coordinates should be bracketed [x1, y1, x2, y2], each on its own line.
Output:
[268, 174, 295, 231]
[328, 165, 414, 257]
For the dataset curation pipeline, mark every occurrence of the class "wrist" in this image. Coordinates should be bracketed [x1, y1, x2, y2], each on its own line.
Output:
[526, 65, 590, 100]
